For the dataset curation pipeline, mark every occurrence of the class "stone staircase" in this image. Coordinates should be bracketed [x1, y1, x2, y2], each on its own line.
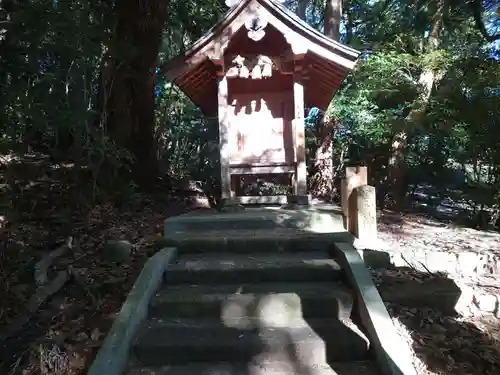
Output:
[125, 249, 379, 375]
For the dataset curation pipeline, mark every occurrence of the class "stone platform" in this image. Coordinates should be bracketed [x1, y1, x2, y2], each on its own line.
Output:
[164, 204, 351, 250]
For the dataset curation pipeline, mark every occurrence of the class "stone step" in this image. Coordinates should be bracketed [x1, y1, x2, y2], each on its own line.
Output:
[163, 231, 348, 253]
[150, 282, 354, 320]
[165, 251, 342, 285]
[127, 360, 380, 375]
[133, 317, 370, 366]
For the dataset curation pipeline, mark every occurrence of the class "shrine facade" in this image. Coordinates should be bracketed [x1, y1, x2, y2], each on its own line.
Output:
[161, 0, 360, 205]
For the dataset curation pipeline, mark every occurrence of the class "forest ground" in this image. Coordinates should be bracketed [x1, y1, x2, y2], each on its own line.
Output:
[1, 159, 500, 375]
[375, 211, 500, 375]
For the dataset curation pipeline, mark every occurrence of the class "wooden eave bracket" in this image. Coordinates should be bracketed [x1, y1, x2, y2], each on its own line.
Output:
[210, 57, 225, 77]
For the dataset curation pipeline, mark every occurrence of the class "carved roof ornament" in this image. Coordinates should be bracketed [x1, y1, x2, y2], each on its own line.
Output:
[245, 14, 267, 41]
[224, 0, 239, 6]
[226, 54, 276, 79]
[225, 0, 286, 7]
[225, 0, 286, 41]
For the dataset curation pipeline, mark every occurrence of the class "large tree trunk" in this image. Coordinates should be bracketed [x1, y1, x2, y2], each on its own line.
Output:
[324, 0, 342, 41]
[386, 0, 445, 209]
[310, 113, 336, 199]
[101, 0, 168, 186]
[310, 0, 342, 201]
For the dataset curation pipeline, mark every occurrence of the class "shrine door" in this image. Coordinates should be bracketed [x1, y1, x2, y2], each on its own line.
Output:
[227, 92, 294, 166]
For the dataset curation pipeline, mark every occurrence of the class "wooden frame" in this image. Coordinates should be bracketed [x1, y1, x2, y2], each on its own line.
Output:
[230, 164, 295, 174]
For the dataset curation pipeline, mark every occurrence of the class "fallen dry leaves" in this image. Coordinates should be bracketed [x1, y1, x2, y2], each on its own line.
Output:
[388, 304, 500, 375]
[374, 211, 500, 374]
[1, 176, 500, 375]
[372, 266, 500, 375]
[378, 211, 500, 257]
[0, 187, 189, 375]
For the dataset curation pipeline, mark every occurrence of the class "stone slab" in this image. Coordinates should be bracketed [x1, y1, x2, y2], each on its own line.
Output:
[134, 317, 369, 365]
[377, 279, 462, 315]
[165, 251, 342, 284]
[333, 242, 416, 375]
[126, 360, 380, 375]
[86, 248, 178, 375]
[162, 231, 350, 253]
[150, 282, 354, 320]
[164, 206, 348, 248]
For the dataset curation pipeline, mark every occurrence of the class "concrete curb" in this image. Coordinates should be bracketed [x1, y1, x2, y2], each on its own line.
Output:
[334, 242, 416, 375]
[87, 247, 178, 375]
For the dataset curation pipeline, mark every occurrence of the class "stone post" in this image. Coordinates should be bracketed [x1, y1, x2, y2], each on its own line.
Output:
[350, 185, 377, 244]
[341, 166, 367, 232]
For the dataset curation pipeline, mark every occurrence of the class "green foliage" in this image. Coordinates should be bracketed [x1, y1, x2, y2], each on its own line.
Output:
[1, 0, 499, 226]
[329, 0, 500, 224]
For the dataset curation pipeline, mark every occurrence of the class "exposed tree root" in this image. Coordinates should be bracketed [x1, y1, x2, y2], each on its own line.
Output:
[34, 237, 73, 286]
[1, 237, 77, 340]
[1, 270, 69, 340]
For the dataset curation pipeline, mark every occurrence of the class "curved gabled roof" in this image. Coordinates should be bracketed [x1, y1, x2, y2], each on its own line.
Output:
[161, 0, 360, 114]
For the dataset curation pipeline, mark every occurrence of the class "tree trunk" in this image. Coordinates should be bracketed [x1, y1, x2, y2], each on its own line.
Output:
[0, 0, 20, 86]
[386, 0, 445, 209]
[101, 0, 168, 186]
[324, 0, 342, 41]
[344, 5, 353, 44]
[296, 0, 308, 20]
[310, 114, 336, 199]
[309, 0, 342, 201]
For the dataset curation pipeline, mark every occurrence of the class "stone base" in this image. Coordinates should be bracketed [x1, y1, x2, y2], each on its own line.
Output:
[164, 203, 351, 252]
[286, 194, 312, 205]
[223, 194, 311, 206]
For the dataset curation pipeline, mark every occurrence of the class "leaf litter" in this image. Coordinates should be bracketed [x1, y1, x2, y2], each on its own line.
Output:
[374, 211, 500, 375]
[0, 186, 189, 375]
[1, 190, 500, 375]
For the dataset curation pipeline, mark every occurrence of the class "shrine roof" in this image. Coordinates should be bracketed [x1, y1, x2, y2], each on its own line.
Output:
[161, 0, 361, 115]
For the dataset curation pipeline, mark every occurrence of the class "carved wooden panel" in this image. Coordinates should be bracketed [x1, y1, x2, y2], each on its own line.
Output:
[227, 92, 293, 166]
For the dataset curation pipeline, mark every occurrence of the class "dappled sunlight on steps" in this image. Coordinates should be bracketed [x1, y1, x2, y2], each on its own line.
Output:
[126, 249, 378, 375]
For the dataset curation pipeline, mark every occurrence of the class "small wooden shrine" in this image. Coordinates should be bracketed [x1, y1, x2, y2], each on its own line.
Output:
[162, 0, 360, 205]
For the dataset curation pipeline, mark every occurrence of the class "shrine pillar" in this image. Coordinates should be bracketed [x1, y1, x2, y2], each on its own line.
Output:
[293, 58, 307, 198]
[217, 69, 233, 200]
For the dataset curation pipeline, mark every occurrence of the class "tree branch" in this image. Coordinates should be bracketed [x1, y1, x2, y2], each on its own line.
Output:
[469, 0, 500, 42]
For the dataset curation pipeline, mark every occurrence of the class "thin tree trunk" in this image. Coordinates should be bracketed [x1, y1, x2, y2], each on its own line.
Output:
[387, 0, 445, 209]
[102, 0, 168, 186]
[296, 0, 308, 20]
[0, 0, 20, 86]
[324, 0, 342, 41]
[344, 5, 353, 44]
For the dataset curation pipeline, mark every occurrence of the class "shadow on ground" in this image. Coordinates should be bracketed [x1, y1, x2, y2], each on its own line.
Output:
[367, 248, 500, 375]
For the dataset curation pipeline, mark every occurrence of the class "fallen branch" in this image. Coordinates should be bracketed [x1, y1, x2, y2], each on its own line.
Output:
[1, 236, 76, 340]
[1, 270, 70, 340]
[34, 237, 73, 286]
